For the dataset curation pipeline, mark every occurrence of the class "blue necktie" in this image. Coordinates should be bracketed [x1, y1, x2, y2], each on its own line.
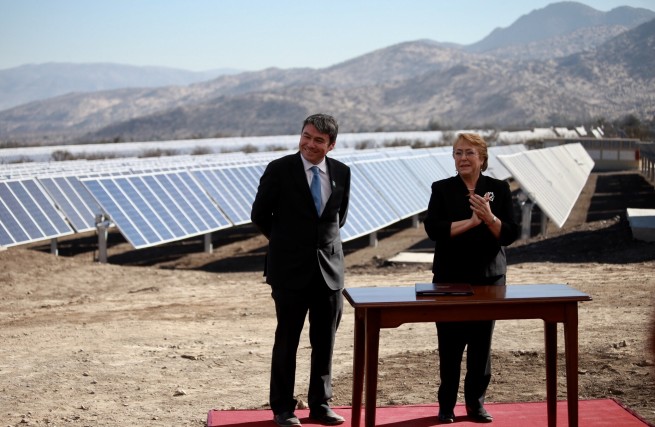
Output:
[310, 166, 322, 214]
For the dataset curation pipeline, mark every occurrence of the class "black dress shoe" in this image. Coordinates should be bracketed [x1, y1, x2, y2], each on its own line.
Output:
[437, 411, 455, 423]
[309, 408, 345, 425]
[274, 411, 301, 426]
[466, 406, 493, 422]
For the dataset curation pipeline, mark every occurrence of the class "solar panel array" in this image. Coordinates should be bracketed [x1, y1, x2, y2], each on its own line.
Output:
[0, 131, 449, 163]
[497, 143, 594, 228]
[0, 178, 74, 248]
[0, 144, 537, 251]
[81, 171, 233, 249]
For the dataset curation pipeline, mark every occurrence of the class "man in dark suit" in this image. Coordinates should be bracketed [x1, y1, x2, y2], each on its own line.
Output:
[251, 113, 351, 427]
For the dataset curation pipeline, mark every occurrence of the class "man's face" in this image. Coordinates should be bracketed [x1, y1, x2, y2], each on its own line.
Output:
[299, 123, 334, 165]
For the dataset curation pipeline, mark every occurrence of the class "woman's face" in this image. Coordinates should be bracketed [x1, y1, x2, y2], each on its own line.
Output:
[453, 139, 482, 177]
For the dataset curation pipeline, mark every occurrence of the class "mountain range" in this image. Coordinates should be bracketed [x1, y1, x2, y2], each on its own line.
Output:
[1, 1, 653, 145]
[0, 64, 240, 112]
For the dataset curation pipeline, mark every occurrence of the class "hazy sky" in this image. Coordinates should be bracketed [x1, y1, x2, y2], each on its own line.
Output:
[1, 0, 653, 72]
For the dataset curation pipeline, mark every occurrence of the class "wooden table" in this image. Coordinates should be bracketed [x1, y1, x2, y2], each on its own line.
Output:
[343, 284, 592, 427]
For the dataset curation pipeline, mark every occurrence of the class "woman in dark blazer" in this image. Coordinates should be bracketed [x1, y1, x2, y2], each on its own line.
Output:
[423, 133, 520, 423]
[251, 114, 351, 427]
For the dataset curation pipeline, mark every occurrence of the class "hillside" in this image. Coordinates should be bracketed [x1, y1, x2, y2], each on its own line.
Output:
[0, 2, 653, 144]
[0, 63, 240, 112]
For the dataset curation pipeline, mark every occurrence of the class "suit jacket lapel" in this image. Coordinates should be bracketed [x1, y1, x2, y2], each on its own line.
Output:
[478, 174, 490, 195]
[324, 157, 340, 208]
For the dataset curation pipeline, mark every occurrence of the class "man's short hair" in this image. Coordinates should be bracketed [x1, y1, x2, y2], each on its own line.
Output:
[303, 114, 339, 145]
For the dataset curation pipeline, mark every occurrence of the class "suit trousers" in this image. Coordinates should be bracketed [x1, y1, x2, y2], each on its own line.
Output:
[436, 319, 495, 411]
[434, 275, 504, 412]
[269, 282, 343, 415]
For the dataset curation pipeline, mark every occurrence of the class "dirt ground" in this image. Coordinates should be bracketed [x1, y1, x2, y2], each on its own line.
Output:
[1, 171, 655, 426]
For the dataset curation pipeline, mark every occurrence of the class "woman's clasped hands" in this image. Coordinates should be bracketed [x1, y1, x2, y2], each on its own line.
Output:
[469, 193, 493, 225]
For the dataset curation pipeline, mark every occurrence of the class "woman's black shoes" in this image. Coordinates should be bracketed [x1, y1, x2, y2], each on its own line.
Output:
[466, 406, 493, 422]
[437, 411, 455, 423]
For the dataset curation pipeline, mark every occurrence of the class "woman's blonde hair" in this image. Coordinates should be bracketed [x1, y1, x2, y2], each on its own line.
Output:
[454, 133, 489, 171]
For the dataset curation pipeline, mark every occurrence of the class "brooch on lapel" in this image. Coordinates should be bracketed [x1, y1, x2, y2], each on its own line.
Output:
[484, 192, 495, 202]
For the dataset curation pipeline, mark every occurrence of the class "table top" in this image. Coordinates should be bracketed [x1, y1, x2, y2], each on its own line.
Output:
[344, 284, 592, 308]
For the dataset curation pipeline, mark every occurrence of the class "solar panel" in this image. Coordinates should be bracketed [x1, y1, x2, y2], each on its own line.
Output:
[561, 143, 595, 175]
[486, 145, 527, 180]
[339, 168, 398, 241]
[191, 164, 265, 225]
[81, 171, 232, 249]
[0, 179, 74, 248]
[399, 153, 452, 190]
[331, 150, 387, 163]
[38, 175, 102, 232]
[430, 152, 457, 178]
[497, 143, 594, 228]
[352, 158, 430, 219]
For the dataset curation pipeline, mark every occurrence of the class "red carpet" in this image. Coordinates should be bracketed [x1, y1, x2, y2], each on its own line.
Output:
[207, 400, 652, 426]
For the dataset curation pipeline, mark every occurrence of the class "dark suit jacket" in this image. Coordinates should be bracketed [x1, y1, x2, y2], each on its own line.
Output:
[251, 152, 351, 290]
[423, 173, 520, 283]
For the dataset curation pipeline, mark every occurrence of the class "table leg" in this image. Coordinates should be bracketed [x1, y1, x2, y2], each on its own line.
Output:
[564, 304, 579, 427]
[544, 321, 557, 427]
[364, 309, 381, 427]
[351, 309, 365, 427]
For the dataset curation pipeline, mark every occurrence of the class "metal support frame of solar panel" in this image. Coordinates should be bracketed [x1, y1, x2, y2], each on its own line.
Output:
[639, 142, 655, 182]
[497, 143, 594, 228]
[0, 178, 74, 248]
[191, 163, 266, 226]
[81, 170, 232, 249]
